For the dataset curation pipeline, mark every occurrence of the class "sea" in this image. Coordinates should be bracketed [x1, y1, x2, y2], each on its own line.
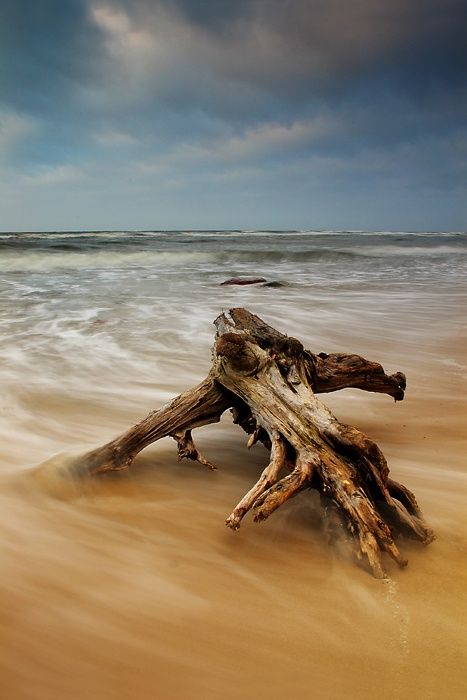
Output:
[0, 230, 466, 699]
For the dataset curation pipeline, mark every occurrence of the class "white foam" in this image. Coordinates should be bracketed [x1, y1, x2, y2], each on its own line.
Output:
[0, 249, 215, 273]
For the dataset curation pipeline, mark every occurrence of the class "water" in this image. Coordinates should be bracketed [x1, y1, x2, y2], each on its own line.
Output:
[1, 230, 466, 699]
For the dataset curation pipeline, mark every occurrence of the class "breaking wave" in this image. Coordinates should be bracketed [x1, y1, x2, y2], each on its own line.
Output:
[1, 230, 466, 274]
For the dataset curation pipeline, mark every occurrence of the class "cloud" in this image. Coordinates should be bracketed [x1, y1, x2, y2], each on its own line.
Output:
[89, 3, 162, 80]
[4, 0, 466, 130]
[87, 0, 467, 98]
[22, 164, 84, 187]
[0, 110, 37, 154]
[161, 116, 338, 166]
[0, 0, 466, 230]
[93, 129, 138, 147]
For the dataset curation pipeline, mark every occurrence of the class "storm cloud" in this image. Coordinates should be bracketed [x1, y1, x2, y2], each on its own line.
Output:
[1, 0, 466, 230]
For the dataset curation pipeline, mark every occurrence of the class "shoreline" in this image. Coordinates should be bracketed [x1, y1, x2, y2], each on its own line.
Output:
[1, 230, 466, 699]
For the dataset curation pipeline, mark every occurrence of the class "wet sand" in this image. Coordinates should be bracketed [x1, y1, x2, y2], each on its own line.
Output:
[1, 327, 466, 700]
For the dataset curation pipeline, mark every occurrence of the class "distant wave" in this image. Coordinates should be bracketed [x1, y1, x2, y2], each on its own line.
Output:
[0, 229, 466, 242]
[1, 246, 465, 274]
[1, 230, 466, 277]
[0, 249, 355, 273]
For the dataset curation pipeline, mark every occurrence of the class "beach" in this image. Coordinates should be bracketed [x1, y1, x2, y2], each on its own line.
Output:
[0, 230, 466, 699]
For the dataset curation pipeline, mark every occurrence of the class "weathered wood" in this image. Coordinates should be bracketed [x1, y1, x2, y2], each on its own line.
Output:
[64, 377, 231, 479]
[46, 307, 433, 577]
[218, 307, 407, 400]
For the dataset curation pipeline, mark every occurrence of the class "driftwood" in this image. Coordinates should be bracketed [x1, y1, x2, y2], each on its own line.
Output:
[58, 308, 434, 578]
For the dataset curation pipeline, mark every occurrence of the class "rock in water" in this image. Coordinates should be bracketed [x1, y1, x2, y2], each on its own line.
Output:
[261, 281, 288, 288]
[220, 277, 266, 286]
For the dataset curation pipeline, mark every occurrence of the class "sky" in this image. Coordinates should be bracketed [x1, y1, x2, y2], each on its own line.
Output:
[1, 0, 466, 231]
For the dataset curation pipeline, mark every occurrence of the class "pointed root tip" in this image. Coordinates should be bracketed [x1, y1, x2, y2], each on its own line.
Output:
[374, 569, 388, 580]
[392, 372, 407, 390]
[391, 371, 406, 401]
[225, 515, 241, 530]
[423, 529, 436, 545]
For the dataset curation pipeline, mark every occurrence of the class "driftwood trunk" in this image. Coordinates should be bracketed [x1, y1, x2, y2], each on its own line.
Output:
[54, 308, 433, 578]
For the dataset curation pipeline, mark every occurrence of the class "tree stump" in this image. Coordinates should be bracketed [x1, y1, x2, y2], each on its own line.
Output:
[49, 308, 434, 578]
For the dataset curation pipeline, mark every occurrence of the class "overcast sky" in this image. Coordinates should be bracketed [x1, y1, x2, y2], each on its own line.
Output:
[1, 0, 466, 231]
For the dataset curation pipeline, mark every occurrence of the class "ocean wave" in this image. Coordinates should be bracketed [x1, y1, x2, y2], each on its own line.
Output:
[0, 250, 213, 272]
[338, 244, 467, 257]
[0, 247, 374, 273]
[1, 229, 466, 279]
[0, 243, 466, 273]
[1, 229, 465, 243]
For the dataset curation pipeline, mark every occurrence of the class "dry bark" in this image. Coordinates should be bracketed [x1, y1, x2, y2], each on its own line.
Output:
[57, 307, 433, 577]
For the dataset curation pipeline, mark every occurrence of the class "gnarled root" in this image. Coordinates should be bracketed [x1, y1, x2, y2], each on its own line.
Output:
[253, 455, 315, 522]
[214, 308, 434, 577]
[172, 429, 217, 470]
[226, 430, 288, 529]
[38, 307, 433, 578]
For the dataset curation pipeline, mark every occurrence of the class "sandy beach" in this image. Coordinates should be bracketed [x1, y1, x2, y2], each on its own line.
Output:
[0, 230, 466, 699]
[3, 0, 466, 695]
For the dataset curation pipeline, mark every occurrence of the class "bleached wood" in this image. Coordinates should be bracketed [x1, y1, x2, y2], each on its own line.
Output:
[52, 308, 433, 577]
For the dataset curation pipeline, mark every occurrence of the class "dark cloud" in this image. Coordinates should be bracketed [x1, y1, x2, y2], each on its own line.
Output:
[3, 0, 465, 109]
[109, 0, 467, 91]
[0, 1, 104, 115]
[0, 0, 466, 229]
[0, 0, 464, 134]
[74, 0, 467, 145]
[159, 0, 253, 30]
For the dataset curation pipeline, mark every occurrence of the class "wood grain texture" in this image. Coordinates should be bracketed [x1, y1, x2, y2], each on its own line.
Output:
[62, 308, 433, 577]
